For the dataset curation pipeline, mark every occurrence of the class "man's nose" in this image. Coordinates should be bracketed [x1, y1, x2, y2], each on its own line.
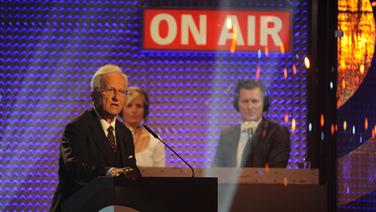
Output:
[247, 102, 254, 108]
[112, 94, 119, 101]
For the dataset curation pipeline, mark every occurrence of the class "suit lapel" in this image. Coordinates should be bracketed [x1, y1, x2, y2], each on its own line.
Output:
[240, 119, 267, 167]
[252, 120, 269, 146]
[229, 125, 241, 166]
[251, 120, 263, 150]
[115, 122, 130, 166]
[250, 119, 270, 158]
[87, 109, 114, 165]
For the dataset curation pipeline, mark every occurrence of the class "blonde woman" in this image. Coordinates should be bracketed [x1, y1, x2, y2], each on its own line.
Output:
[122, 86, 166, 167]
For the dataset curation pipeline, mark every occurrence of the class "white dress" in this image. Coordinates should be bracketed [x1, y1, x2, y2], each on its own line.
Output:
[135, 133, 166, 167]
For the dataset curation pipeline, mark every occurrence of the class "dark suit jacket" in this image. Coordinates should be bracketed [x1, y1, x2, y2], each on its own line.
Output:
[214, 119, 291, 168]
[50, 109, 139, 211]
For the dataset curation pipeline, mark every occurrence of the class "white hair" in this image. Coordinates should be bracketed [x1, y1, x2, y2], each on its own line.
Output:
[90, 64, 128, 91]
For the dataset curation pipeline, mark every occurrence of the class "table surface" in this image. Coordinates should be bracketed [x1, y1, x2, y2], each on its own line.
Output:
[139, 167, 319, 185]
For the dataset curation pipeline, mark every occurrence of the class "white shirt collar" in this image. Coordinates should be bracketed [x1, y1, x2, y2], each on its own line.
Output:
[241, 119, 262, 133]
[93, 107, 116, 136]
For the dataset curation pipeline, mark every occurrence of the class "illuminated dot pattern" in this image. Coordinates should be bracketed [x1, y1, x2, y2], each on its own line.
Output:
[0, 0, 310, 210]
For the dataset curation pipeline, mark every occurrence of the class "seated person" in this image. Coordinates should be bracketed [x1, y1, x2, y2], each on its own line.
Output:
[122, 86, 166, 167]
[214, 79, 291, 168]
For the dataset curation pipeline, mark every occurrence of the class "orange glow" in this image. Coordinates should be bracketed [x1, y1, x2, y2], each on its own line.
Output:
[337, 0, 374, 108]
[283, 177, 288, 187]
[292, 64, 297, 75]
[284, 113, 289, 123]
[291, 119, 296, 133]
[264, 163, 270, 174]
[343, 121, 347, 131]
[341, 79, 346, 89]
[280, 44, 285, 54]
[304, 57, 310, 69]
[360, 64, 365, 75]
[337, 99, 342, 108]
[283, 67, 288, 79]
[230, 26, 237, 53]
[331, 124, 335, 136]
[372, 129, 375, 140]
[336, 124, 338, 132]
[365, 117, 369, 130]
[339, 59, 346, 70]
[256, 65, 260, 80]
[320, 114, 325, 127]
[264, 46, 269, 57]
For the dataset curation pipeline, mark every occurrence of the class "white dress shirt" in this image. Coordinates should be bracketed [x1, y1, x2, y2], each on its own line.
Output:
[135, 133, 166, 167]
[93, 107, 117, 140]
[236, 120, 261, 167]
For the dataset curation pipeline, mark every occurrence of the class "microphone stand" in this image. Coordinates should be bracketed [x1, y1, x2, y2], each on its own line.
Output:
[143, 125, 195, 177]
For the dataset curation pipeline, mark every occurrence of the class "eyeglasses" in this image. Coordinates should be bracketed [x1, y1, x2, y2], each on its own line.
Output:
[100, 87, 127, 96]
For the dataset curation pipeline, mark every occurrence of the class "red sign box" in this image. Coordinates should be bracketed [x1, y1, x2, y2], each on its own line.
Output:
[143, 9, 291, 52]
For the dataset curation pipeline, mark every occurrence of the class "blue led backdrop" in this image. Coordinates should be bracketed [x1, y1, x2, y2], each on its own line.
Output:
[0, 0, 310, 210]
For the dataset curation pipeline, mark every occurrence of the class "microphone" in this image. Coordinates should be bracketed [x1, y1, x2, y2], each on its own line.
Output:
[143, 124, 195, 177]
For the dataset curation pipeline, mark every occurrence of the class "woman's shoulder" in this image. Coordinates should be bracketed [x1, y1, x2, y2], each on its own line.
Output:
[146, 132, 164, 148]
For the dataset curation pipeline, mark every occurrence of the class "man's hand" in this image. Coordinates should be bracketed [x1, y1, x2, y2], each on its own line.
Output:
[121, 167, 138, 181]
[109, 167, 127, 177]
[109, 167, 137, 180]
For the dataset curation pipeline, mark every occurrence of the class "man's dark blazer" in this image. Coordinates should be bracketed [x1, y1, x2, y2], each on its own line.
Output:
[214, 119, 291, 168]
[50, 108, 139, 211]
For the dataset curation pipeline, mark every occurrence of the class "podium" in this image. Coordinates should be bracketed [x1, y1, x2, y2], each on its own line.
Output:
[61, 176, 217, 212]
[140, 168, 326, 212]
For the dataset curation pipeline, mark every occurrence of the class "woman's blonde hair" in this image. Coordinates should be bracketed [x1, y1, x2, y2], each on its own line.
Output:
[125, 86, 150, 119]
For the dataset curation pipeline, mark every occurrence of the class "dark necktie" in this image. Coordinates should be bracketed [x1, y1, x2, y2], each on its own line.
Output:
[241, 128, 253, 167]
[107, 126, 117, 152]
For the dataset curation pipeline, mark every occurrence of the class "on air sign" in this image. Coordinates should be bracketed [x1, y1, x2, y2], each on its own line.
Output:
[143, 9, 292, 52]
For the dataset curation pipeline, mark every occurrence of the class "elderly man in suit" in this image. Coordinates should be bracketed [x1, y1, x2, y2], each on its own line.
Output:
[50, 64, 140, 211]
[214, 79, 291, 168]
